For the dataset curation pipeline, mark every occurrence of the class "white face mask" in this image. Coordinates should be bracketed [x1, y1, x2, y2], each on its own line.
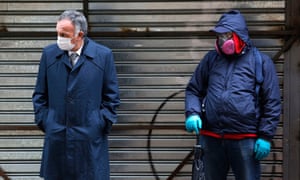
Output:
[57, 36, 75, 51]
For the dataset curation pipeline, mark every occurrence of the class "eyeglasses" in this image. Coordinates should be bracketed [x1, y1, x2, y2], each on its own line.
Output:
[217, 32, 233, 41]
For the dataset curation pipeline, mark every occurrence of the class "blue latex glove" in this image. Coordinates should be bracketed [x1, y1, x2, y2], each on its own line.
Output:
[185, 115, 202, 134]
[254, 138, 271, 160]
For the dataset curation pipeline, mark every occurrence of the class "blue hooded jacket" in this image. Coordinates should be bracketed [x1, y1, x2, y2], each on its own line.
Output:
[185, 10, 281, 140]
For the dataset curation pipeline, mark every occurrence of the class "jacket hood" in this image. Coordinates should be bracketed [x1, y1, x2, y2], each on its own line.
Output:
[211, 10, 251, 46]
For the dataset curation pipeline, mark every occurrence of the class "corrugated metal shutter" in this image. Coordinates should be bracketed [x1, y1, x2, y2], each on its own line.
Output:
[0, 1, 285, 179]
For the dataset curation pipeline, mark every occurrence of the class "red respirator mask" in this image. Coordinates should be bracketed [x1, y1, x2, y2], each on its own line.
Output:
[215, 32, 246, 55]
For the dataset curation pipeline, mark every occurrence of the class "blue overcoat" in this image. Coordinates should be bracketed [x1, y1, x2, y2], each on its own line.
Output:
[32, 38, 120, 180]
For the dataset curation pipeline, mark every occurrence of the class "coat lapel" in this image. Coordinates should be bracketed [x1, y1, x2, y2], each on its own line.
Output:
[72, 38, 95, 70]
[63, 55, 72, 68]
[55, 50, 72, 69]
[72, 55, 84, 70]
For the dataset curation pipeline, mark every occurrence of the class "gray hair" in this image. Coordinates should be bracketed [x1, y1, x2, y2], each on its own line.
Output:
[58, 10, 88, 35]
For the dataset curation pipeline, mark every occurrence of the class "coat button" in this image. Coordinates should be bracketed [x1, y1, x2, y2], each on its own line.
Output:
[66, 95, 74, 103]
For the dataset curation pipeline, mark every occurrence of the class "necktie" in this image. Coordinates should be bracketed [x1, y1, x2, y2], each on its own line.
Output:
[69, 53, 78, 67]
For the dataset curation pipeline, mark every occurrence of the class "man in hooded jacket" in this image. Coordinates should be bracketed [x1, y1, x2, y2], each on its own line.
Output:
[32, 10, 120, 180]
[185, 10, 281, 179]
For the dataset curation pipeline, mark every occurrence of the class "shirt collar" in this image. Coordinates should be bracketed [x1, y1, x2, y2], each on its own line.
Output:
[68, 42, 84, 56]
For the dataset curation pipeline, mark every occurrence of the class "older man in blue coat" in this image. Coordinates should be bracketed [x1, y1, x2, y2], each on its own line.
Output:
[32, 10, 120, 180]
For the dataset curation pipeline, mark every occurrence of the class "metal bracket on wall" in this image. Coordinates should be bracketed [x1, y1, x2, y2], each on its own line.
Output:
[272, 33, 299, 62]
